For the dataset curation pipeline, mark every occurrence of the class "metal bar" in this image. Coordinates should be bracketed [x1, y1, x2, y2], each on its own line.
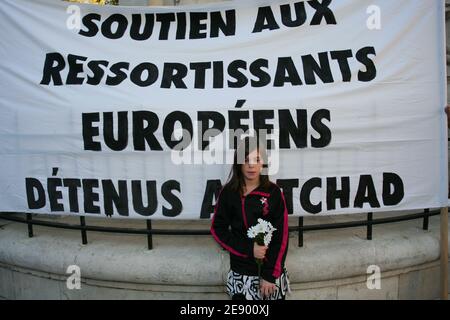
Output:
[80, 216, 88, 245]
[147, 220, 153, 250]
[367, 212, 373, 240]
[295, 211, 439, 232]
[0, 210, 440, 236]
[26, 213, 34, 238]
[0, 214, 210, 235]
[422, 209, 429, 231]
[440, 207, 448, 300]
[298, 217, 304, 248]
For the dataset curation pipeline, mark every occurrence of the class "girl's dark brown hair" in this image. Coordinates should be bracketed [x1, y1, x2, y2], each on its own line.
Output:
[226, 136, 270, 195]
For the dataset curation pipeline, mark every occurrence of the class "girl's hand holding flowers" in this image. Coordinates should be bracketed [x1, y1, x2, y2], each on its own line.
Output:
[253, 243, 267, 259]
[247, 218, 277, 298]
[260, 279, 277, 298]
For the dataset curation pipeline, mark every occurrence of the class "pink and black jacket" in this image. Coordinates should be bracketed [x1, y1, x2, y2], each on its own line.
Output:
[210, 182, 289, 283]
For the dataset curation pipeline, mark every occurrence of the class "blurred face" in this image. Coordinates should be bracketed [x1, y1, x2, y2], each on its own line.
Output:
[241, 149, 263, 183]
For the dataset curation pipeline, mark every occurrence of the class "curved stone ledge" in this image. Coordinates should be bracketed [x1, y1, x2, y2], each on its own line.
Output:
[0, 211, 448, 299]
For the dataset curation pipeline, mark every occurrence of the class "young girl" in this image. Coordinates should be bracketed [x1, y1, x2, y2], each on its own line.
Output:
[210, 136, 290, 300]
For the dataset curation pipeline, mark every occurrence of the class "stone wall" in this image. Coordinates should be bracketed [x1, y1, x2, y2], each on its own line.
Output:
[0, 213, 448, 300]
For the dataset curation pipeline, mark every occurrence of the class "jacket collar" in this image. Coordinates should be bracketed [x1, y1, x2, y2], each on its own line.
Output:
[242, 183, 271, 198]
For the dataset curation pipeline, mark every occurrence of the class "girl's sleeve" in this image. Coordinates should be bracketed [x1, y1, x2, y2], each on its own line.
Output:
[210, 188, 254, 258]
[262, 187, 289, 283]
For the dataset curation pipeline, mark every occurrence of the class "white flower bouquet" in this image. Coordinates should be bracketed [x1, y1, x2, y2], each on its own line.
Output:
[247, 218, 277, 278]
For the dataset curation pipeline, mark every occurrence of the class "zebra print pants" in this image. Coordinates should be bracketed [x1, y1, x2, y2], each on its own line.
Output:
[226, 268, 291, 300]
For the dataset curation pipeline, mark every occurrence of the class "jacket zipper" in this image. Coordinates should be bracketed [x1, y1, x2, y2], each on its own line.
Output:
[241, 195, 249, 229]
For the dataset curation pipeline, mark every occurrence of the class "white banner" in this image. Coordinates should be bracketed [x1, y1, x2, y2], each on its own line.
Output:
[0, 0, 447, 219]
